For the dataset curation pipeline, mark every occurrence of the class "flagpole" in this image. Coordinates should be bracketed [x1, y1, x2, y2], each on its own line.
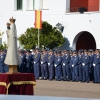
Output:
[38, 28, 39, 49]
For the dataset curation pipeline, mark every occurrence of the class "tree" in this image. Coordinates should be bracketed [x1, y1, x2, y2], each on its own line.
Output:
[0, 31, 7, 50]
[18, 21, 65, 49]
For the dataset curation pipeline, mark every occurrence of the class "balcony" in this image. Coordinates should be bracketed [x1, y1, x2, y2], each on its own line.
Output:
[69, 6, 99, 12]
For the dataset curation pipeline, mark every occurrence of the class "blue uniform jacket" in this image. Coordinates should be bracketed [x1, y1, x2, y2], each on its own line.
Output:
[0, 54, 6, 66]
[41, 54, 48, 64]
[34, 53, 41, 64]
[54, 56, 62, 67]
[48, 54, 55, 65]
[26, 54, 32, 67]
[72, 56, 79, 67]
[82, 55, 90, 65]
[93, 54, 100, 65]
[62, 54, 70, 65]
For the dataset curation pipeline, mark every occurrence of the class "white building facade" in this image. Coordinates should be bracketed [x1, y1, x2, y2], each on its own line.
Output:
[0, 0, 100, 50]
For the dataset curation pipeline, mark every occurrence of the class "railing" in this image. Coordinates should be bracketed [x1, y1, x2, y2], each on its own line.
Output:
[69, 6, 99, 12]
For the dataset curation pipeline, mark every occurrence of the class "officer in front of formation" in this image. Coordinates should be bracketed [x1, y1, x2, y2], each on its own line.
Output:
[54, 51, 62, 81]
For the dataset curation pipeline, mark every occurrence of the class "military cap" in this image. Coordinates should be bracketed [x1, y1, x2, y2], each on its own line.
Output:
[78, 50, 82, 53]
[73, 50, 77, 54]
[84, 49, 88, 52]
[80, 49, 83, 52]
[95, 49, 99, 52]
[57, 51, 61, 54]
[35, 48, 39, 50]
[49, 49, 53, 52]
[88, 49, 93, 52]
[20, 49, 25, 53]
[26, 50, 30, 53]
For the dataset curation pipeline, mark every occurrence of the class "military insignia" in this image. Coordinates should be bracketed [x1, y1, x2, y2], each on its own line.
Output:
[34, 54, 37, 58]
[41, 54, 44, 60]
[66, 56, 68, 59]
[48, 55, 51, 59]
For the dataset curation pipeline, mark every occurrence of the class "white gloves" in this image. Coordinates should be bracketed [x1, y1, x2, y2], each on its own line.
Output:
[72, 65, 74, 67]
[54, 64, 57, 67]
[34, 61, 36, 64]
[41, 62, 43, 64]
[93, 63, 95, 67]
[63, 63, 65, 66]
[82, 63, 85, 66]
[48, 63, 50, 65]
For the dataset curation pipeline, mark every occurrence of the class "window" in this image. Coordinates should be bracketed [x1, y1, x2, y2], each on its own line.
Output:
[40, 0, 49, 9]
[27, 0, 35, 10]
[17, 0, 23, 10]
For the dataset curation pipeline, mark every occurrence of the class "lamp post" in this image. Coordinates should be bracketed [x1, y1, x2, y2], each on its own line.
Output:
[56, 23, 64, 33]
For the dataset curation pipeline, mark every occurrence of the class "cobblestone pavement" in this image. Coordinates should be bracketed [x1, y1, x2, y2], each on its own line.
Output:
[34, 80, 100, 99]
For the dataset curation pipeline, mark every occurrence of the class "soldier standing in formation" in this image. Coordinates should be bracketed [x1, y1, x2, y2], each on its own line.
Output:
[1, 48, 100, 83]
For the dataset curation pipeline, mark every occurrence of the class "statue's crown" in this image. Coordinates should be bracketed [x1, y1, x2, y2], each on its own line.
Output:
[6, 22, 10, 26]
[9, 17, 16, 23]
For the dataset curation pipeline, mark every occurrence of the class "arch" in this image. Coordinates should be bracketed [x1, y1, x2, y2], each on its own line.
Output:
[72, 31, 96, 50]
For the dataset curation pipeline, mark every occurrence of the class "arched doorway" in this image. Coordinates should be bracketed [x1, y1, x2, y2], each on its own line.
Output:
[73, 31, 96, 50]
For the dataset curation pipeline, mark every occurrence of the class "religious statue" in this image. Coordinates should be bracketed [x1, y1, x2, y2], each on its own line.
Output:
[4, 17, 22, 73]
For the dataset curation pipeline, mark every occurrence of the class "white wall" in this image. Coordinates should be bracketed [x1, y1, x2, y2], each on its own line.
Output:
[0, 0, 100, 49]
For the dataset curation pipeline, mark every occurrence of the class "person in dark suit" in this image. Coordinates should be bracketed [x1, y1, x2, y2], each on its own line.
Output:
[25, 50, 32, 73]
[18, 49, 26, 73]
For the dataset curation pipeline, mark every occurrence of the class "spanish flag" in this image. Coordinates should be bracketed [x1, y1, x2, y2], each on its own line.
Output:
[34, 10, 42, 29]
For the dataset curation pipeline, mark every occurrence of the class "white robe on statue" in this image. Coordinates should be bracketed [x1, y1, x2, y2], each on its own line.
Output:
[4, 23, 22, 65]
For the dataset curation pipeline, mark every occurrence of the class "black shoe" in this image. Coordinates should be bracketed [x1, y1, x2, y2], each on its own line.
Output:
[44, 78, 47, 80]
[86, 81, 89, 83]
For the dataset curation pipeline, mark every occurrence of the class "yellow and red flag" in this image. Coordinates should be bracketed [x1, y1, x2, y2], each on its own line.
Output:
[34, 10, 42, 29]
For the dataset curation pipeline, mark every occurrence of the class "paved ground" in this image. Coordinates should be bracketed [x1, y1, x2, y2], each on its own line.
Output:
[34, 80, 100, 99]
